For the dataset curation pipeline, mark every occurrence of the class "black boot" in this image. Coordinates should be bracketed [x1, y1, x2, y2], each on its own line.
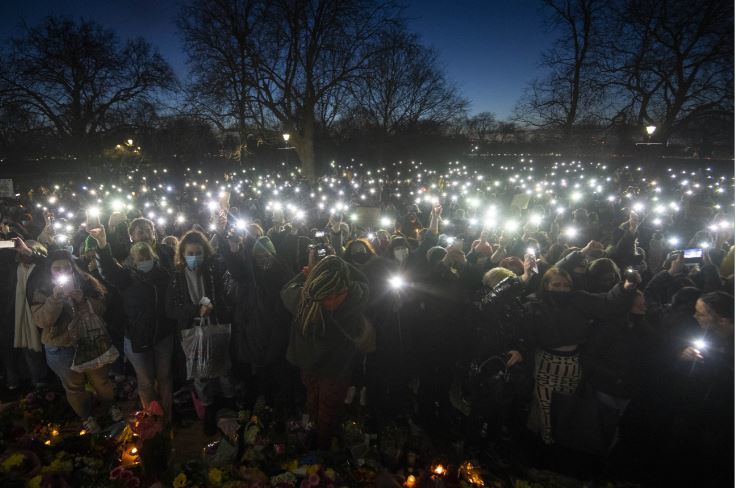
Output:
[204, 404, 218, 436]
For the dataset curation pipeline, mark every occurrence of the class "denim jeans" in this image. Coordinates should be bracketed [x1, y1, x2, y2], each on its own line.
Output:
[45, 345, 114, 419]
[124, 335, 174, 421]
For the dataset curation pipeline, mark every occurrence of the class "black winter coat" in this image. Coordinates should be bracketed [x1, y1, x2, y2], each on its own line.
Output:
[97, 245, 175, 352]
[165, 259, 232, 331]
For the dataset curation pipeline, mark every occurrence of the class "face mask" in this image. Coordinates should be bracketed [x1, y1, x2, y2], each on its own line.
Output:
[185, 254, 204, 270]
[136, 259, 154, 273]
[352, 253, 370, 265]
[394, 248, 409, 263]
[548, 290, 573, 306]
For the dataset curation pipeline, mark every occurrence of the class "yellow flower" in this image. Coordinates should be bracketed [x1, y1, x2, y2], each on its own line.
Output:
[27, 475, 42, 488]
[325, 468, 336, 480]
[173, 472, 188, 488]
[208, 467, 223, 486]
[306, 464, 321, 476]
[0, 453, 25, 472]
[281, 459, 299, 472]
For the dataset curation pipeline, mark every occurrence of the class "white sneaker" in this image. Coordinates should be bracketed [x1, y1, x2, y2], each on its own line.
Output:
[344, 386, 357, 405]
[109, 404, 123, 422]
[83, 416, 101, 434]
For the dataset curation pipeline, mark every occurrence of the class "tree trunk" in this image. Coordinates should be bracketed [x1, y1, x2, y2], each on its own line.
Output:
[293, 117, 316, 181]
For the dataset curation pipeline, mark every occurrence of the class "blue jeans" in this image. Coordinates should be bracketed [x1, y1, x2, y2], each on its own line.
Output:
[124, 335, 174, 421]
[45, 345, 114, 419]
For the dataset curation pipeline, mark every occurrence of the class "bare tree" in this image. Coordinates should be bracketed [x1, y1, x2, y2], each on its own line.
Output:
[180, 0, 402, 179]
[0, 17, 175, 156]
[514, 0, 607, 140]
[604, 0, 733, 142]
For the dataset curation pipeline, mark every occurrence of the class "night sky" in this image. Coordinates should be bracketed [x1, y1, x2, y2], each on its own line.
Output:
[0, 0, 556, 118]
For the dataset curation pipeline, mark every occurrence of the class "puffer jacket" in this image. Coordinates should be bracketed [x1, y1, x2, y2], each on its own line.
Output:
[281, 263, 369, 380]
[97, 245, 175, 352]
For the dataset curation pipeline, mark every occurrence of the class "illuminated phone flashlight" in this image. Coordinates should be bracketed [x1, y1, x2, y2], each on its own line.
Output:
[556, 206, 565, 214]
[176, 214, 186, 224]
[55, 274, 71, 286]
[668, 236, 679, 247]
[652, 217, 662, 227]
[367, 233, 375, 240]
[692, 339, 707, 352]
[389, 276, 405, 290]
[446, 236, 456, 246]
[206, 201, 218, 211]
[111, 200, 124, 211]
[526, 247, 536, 257]
[564, 227, 578, 239]
[235, 219, 247, 231]
[87, 207, 100, 218]
[528, 214, 542, 226]
[699, 242, 711, 249]
[53, 221, 62, 230]
[380, 217, 392, 228]
[54, 234, 68, 244]
[315, 231, 325, 238]
[350, 213, 358, 222]
[633, 202, 645, 213]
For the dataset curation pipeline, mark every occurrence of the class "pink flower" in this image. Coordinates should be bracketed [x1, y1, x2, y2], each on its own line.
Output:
[110, 466, 126, 480]
[147, 401, 164, 417]
[308, 473, 321, 486]
[45, 392, 56, 401]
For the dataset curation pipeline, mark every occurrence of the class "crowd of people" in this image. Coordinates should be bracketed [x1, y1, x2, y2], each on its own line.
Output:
[0, 158, 733, 484]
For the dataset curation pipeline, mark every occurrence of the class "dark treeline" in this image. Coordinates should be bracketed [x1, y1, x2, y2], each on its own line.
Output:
[0, 0, 732, 176]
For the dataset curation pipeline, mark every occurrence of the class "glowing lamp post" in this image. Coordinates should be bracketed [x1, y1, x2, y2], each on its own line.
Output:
[282, 133, 290, 147]
[645, 125, 656, 142]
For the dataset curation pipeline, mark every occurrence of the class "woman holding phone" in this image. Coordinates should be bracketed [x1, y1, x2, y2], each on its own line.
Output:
[30, 250, 119, 433]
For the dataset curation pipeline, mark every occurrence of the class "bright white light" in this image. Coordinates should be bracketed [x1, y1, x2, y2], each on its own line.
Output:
[87, 207, 100, 217]
[176, 215, 186, 224]
[282, 133, 290, 142]
[699, 242, 710, 249]
[645, 125, 656, 136]
[504, 220, 519, 233]
[206, 201, 218, 211]
[380, 217, 392, 228]
[668, 237, 679, 247]
[528, 214, 543, 226]
[111, 200, 124, 211]
[389, 276, 405, 289]
[570, 192, 582, 202]
[235, 219, 247, 230]
[55, 275, 70, 285]
[633, 202, 645, 212]
[693, 339, 706, 351]
[564, 227, 578, 239]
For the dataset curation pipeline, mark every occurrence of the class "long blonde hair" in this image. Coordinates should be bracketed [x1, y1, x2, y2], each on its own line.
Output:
[296, 256, 350, 334]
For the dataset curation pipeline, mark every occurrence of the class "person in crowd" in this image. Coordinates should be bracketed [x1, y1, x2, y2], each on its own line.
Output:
[0, 238, 49, 390]
[30, 249, 121, 433]
[166, 230, 233, 435]
[108, 216, 175, 270]
[524, 267, 639, 444]
[281, 256, 369, 450]
[88, 225, 176, 424]
[219, 229, 294, 413]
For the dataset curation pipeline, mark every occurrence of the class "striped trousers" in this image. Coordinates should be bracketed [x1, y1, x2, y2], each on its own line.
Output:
[532, 350, 582, 444]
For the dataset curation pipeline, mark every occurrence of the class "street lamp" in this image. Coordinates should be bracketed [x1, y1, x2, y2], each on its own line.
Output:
[282, 133, 290, 147]
[645, 125, 656, 142]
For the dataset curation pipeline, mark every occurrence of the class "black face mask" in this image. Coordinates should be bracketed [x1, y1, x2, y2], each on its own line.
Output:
[548, 290, 573, 306]
[351, 253, 370, 265]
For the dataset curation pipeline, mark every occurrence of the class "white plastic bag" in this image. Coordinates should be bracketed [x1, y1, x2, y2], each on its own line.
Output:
[180, 317, 231, 380]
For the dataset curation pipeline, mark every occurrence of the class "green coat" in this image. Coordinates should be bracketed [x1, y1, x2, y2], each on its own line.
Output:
[281, 264, 369, 380]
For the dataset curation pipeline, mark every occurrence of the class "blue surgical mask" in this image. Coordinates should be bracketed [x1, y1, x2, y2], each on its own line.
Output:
[185, 254, 204, 270]
[136, 259, 154, 273]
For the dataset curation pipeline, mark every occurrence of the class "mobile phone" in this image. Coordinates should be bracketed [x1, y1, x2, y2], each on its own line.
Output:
[86, 210, 101, 229]
[683, 248, 703, 264]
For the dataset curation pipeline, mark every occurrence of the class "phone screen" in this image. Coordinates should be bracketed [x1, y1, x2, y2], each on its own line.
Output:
[0, 240, 15, 249]
[683, 248, 703, 259]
